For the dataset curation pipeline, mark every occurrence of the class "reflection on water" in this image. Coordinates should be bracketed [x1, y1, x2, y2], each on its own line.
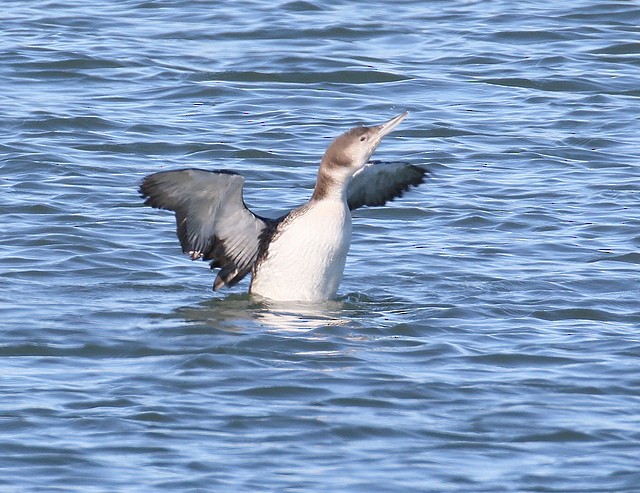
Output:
[173, 294, 350, 332]
[255, 298, 350, 332]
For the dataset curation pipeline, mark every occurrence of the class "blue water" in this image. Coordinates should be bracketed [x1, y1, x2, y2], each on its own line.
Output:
[2, 1, 640, 491]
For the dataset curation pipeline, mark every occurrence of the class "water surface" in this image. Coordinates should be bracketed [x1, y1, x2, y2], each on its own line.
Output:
[2, 1, 640, 491]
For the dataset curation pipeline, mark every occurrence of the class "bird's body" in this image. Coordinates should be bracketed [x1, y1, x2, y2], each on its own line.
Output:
[140, 112, 426, 302]
[250, 197, 352, 302]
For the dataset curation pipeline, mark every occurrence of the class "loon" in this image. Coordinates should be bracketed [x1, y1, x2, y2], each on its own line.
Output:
[139, 111, 426, 302]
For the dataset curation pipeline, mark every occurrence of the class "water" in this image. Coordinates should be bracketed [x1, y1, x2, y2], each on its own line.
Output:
[2, 0, 640, 491]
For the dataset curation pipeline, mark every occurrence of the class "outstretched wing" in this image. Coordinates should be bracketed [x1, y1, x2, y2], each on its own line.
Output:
[347, 160, 428, 211]
[139, 168, 269, 290]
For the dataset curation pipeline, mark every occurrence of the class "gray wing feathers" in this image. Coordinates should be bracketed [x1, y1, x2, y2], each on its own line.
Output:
[347, 160, 427, 211]
[139, 169, 267, 290]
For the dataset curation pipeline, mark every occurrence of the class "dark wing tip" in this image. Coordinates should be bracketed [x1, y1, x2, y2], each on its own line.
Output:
[138, 171, 178, 210]
[369, 160, 429, 186]
[348, 161, 429, 210]
[138, 175, 152, 201]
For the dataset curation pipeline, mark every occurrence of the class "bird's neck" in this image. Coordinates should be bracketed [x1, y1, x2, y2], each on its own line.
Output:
[310, 161, 352, 203]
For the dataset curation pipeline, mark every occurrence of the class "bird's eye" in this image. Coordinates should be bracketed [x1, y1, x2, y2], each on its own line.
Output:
[360, 136, 366, 142]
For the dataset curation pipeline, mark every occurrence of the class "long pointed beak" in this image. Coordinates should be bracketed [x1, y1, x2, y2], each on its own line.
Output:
[373, 111, 409, 141]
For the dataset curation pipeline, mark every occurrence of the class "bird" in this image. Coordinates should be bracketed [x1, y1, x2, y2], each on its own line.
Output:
[139, 111, 426, 302]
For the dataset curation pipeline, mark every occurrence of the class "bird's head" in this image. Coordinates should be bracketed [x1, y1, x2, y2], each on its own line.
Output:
[321, 111, 408, 176]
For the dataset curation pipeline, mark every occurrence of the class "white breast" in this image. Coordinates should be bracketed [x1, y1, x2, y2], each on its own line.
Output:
[249, 199, 352, 302]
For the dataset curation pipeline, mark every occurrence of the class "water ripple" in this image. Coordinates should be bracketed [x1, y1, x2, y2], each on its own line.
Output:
[2, 0, 640, 491]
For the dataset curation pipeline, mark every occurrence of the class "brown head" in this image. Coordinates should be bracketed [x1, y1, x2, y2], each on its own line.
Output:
[313, 111, 408, 201]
